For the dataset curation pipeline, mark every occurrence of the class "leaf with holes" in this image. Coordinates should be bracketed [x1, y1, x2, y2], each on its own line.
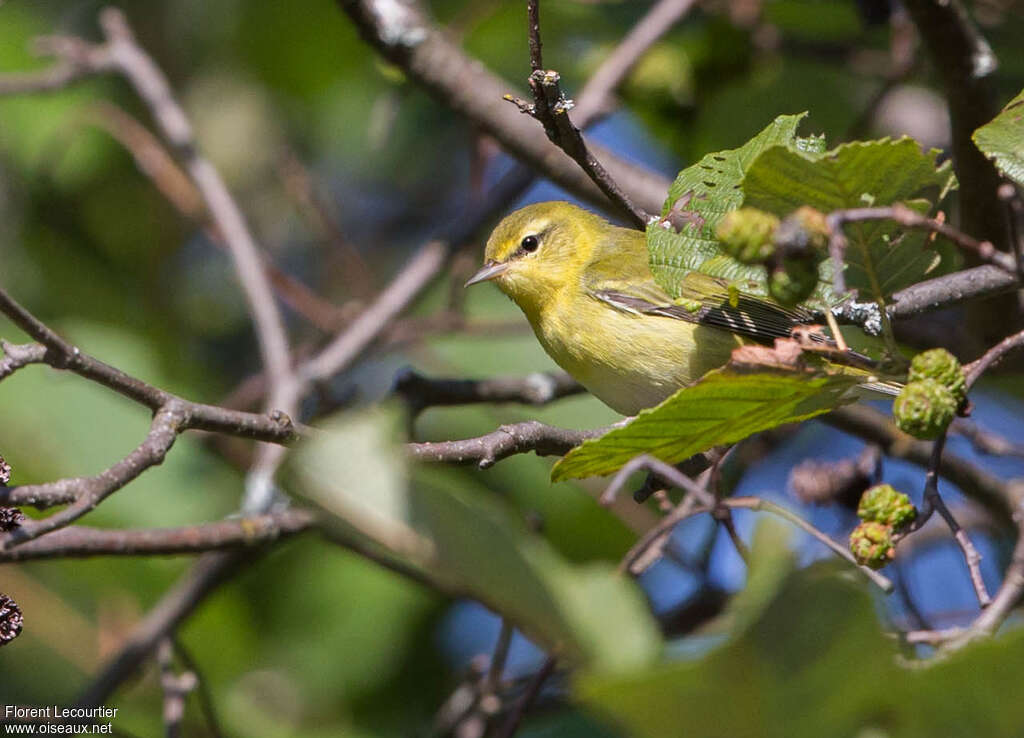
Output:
[742, 138, 954, 300]
[648, 114, 807, 296]
[973, 87, 1024, 187]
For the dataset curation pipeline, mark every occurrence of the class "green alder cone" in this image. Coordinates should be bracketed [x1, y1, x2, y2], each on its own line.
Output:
[893, 378, 957, 440]
[716, 207, 780, 264]
[857, 484, 916, 529]
[849, 521, 895, 569]
[908, 348, 967, 405]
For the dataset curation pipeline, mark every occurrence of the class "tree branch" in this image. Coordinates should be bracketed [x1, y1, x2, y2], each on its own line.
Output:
[0, 341, 47, 381]
[92, 9, 292, 400]
[965, 327, 1024, 386]
[0, 510, 316, 561]
[393, 368, 584, 416]
[897, 433, 992, 607]
[0, 289, 298, 446]
[76, 550, 258, 709]
[506, 1, 649, 227]
[827, 204, 1017, 298]
[297, 241, 447, 385]
[1, 404, 186, 548]
[406, 420, 607, 470]
[335, 0, 671, 219]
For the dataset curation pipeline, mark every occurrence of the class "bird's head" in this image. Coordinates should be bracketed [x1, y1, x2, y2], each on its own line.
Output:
[466, 201, 606, 315]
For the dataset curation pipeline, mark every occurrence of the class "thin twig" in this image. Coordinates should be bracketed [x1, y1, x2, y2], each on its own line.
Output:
[77, 102, 350, 334]
[824, 405, 1017, 529]
[94, 9, 292, 401]
[484, 620, 515, 697]
[157, 639, 196, 738]
[901, 433, 992, 608]
[0, 296, 299, 447]
[951, 419, 1024, 459]
[337, 0, 671, 216]
[0, 510, 316, 561]
[828, 204, 1017, 278]
[172, 640, 226, 738]
[493, 654, 557, 738]
[609, 460, 894, 590]
[298, 241, 448, 384]
[1, 405, 185, 546]
[602, 454, 716, 508]
[406, 421, 608, 470]
[728, 497, 894, 592]
[77, 550, 258, 709]
[510, 1, 649, 227]
[965, 327, 1024, 387]
[393, 368, 584, 416]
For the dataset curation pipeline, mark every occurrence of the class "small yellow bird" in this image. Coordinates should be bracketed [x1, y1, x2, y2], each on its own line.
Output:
[466, 201, 886, 415]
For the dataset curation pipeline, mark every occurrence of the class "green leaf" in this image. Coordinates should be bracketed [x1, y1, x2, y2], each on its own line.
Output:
[551, 366, 861, 481]
[743, 138, 955, 299]
[288, 407, 661, 672]
[648, 114, 807, 296]
[973, 88, 1024, 187]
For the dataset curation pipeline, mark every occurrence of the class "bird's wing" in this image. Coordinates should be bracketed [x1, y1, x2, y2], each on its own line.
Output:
[585, 269, 818, 344]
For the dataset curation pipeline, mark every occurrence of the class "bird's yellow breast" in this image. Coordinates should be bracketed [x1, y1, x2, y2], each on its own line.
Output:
[525, 292, 744, 415]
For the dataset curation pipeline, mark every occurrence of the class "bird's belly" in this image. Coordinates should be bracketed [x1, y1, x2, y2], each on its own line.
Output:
[535, 307, 743, 416]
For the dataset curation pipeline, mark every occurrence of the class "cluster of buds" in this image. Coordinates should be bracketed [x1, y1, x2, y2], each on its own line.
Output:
[716, 206, 829, 306]
[893, 349, 967, 440]
[849, 483, 917, 569]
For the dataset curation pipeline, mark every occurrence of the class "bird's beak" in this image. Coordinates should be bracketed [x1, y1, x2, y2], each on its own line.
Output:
[465, 260, 509, 287]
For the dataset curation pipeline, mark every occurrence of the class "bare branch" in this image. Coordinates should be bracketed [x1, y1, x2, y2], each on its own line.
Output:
[965, 327, 1024, 387]
[827, 204, 1017, 298]
[951, 420, 1024, 459]
[406, 420, 607, 470]
[511, 1, 649, 227]
[898, 433, 992, 608]
[93, 9, 292, 398]
[0, 510, 316, 561]
[335, 0, 671, 218]
[885, 264, 1019, 322]
[0, 289, 299, 448]
[1, 404, 186, 547]
[493, 654, 558, 738]
[299, 241, 447, 384]
[615, 476, 894, 591]
[728, 496, 894, 592]
[77, 550, 257, 709]
[79, 102, 350, 334]
[0, 341, 47, 381]
[393, 368, 584, 415]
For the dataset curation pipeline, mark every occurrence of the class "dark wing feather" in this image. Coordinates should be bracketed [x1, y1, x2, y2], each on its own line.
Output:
[587, 270, 817, 345]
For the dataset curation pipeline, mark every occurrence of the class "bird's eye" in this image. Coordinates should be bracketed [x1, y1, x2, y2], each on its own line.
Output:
[520, 235, 540, 253]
